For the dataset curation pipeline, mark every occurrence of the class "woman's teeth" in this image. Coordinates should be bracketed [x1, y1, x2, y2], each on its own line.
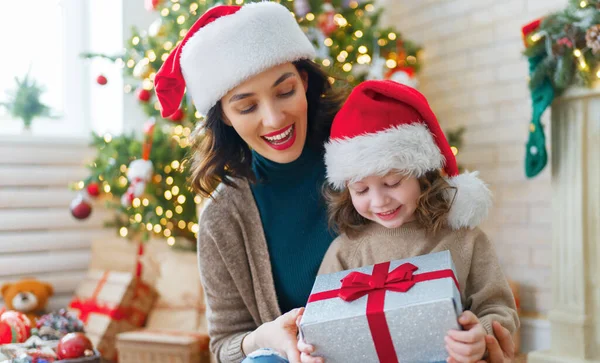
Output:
[263, 125, 293, 143]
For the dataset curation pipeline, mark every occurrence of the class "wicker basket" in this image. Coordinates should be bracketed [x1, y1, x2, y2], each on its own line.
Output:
[116, 330, 211, 363]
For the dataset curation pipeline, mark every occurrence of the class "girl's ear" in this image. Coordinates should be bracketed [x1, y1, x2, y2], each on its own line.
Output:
[300, 70, 309, 92]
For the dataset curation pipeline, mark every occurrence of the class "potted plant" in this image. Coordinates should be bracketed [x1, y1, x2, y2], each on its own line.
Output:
[1, 70, 52, 132]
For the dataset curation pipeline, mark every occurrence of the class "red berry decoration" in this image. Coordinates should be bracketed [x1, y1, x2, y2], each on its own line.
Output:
[57, 332, 95, 359]
[70, 194, 92, 220]
[96, 75, 108, 85]
[137, 88, 151, 102]
[86, 182, 100, 197]
[168, 108, 184, 122]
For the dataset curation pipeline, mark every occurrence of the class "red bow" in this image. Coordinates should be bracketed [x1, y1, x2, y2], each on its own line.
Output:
[337, 262, 418, 302]
[307, 262, 459, 363]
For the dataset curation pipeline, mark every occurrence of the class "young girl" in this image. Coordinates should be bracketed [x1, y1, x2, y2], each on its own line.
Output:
[300, 80, 519, 363]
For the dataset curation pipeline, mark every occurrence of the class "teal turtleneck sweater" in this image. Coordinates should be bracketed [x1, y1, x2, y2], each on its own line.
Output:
[250, 147, 336, 313]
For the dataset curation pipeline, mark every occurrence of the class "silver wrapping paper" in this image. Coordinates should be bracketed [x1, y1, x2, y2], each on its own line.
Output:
[300, 251, 463, 363]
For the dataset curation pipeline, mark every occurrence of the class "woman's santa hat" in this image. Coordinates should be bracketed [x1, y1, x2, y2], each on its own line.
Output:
[325, 80, 492, 229]
[154, 2, 316, 117]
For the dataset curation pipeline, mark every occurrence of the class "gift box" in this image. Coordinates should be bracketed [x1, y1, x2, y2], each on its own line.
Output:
[68, 270, 158, 361]
[145, 243, 206, 332]
[88, 238, 161, 286]
[299, 250, 463, 363]
[116, 329, 211, 363]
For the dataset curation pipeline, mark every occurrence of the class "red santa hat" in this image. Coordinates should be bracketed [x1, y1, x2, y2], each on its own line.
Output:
[324, 80, 492, 229]
[155, 2, 316, 117]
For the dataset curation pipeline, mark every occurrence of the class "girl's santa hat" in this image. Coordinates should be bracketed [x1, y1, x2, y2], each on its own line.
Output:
[325, 80, 492, 229]
[155, 2, 316, 117]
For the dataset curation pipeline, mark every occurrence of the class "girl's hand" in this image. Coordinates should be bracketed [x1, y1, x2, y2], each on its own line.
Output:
[445, 311, 486, 363]
[477, 321, 515, 363]
[296, 308, 324, 363]
[243, 308, 303, 363]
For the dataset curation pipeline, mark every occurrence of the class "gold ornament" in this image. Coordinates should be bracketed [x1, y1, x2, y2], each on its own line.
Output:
[586, 25, 600, 54]
[133, 59, 153, 79]
[148, 18, 167, 37]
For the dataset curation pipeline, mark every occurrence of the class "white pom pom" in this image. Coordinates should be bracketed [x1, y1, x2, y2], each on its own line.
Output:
[389, 70, 419, 89]
[444, 171, 492, 229]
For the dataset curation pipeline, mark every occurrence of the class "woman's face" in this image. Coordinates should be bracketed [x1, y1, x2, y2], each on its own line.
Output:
[348, 172, 421, 229]
[221, 63, 309, 164]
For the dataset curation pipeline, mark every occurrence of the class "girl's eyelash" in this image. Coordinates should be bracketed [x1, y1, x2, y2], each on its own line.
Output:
[387, 180, 402, 187]
[355, 188, 368, 195]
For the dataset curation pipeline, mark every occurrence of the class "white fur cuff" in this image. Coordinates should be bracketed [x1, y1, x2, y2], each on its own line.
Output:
[180, 2, 316, 115]
[324, 123, 445, 190]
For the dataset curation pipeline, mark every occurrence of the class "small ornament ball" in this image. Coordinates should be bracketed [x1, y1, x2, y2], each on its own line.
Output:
[96, 75, 108, 85]
[137, 88, 151, 103]
[56, 332, 95, 359]
[70, 194, 92, 220]
[86, 182, 100, 197]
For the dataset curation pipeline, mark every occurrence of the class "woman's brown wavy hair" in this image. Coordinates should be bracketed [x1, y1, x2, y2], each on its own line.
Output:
[323, 170, 457, 238]
[188, 59, 347, 198]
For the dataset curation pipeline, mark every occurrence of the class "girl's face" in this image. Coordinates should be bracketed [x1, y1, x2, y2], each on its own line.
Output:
[220, 63, 309, 164]
[348, 172, 421, 229]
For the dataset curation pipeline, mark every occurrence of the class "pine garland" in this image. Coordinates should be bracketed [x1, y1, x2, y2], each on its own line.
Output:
[524, 0, 600, 95]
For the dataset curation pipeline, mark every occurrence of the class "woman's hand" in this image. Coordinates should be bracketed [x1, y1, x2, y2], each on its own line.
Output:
[243, 308, 303, 363]
[296, 308, 324, 363]
[477, 321, 515, 363]
[446, 311, 487, 363]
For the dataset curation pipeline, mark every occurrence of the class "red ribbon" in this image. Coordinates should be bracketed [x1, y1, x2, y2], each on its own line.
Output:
[69, 270, 150, 325]
[69, 271, 127, 323]
[307, 262, 459, 363]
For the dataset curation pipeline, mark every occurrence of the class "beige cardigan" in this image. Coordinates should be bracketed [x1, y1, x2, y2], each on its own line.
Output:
[198, 180, 283, 363]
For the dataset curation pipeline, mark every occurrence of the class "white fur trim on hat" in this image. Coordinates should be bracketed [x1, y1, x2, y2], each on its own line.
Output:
[445, 171, 492, 229]
[324, 123, 444, 190]
[180, 2, 316, 115]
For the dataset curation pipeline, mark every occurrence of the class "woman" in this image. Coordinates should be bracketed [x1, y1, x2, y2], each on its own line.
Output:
[154, 3, 516, 363]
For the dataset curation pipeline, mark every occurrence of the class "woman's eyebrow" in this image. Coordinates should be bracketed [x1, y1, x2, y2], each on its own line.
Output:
[228, 92, 253, 103]
[272, 72, 296, 87]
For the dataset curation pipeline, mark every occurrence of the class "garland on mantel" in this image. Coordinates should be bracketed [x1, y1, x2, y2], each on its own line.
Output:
[521, 0, 600, 178]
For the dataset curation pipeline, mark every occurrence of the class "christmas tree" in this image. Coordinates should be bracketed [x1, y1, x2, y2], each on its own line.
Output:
[74, 0, 423, 249]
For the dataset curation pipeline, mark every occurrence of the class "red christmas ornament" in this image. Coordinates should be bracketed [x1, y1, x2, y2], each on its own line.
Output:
[86, 182, 100, 197]
[0, 321, 16, 344]
[144, 0, 163, 11]
[318, 3, 337, 36]
[168, 108, 184, 122]
[96, 75, 108, 85]
[70, 194, 92, 220]
[137, 88, 151, 103]
[57, 332, 95, 359]
[0, 310, 31, 343]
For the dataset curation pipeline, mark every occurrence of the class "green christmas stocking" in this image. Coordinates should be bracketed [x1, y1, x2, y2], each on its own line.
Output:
[525, 55, 555, 178]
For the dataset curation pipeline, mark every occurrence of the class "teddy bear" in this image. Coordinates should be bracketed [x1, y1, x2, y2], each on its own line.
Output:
[1, 279, 54, 323]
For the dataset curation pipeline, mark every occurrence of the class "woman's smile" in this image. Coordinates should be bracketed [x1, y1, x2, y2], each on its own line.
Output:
[261, 124, 296, 150]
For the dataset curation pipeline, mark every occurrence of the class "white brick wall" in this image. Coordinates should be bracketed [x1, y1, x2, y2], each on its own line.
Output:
[381, 0, 563, 317]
